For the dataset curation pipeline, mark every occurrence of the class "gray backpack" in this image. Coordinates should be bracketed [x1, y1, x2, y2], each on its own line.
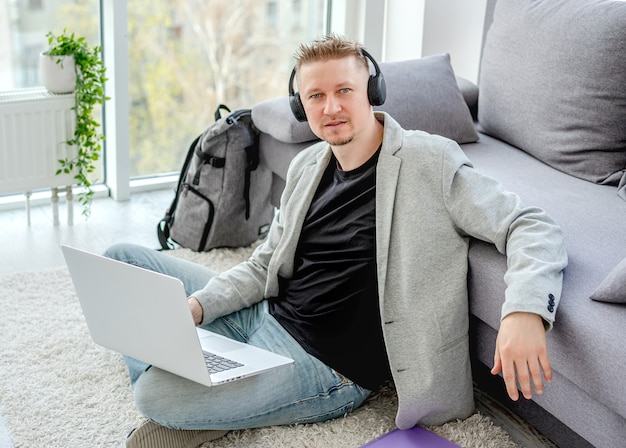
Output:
[158, 105, 273, 251]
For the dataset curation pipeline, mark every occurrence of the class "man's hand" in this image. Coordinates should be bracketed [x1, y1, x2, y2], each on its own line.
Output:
[188, 297, 203, 326]
[492, 312, 552, 401]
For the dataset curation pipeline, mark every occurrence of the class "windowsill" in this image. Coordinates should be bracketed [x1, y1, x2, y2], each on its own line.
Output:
[0, 174, 178, 212]
[129, 173, 178, 193]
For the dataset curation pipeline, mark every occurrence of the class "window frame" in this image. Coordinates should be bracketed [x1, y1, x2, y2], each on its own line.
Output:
[103, 0, 335, 201]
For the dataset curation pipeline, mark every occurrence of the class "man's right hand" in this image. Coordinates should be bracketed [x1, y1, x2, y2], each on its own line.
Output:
[188, 297, 203, 326]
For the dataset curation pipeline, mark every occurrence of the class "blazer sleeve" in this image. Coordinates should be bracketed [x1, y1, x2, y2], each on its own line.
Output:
[440, 142, 568, 329]
[190, 208, 284, 325]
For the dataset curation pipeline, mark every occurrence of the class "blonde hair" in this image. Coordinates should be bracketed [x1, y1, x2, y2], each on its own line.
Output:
[294, 34, 369, 74]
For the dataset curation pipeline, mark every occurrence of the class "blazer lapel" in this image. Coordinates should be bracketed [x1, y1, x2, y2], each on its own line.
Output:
[376, 152, 401, 304]
[281, 147, 332, 247]
[375, 113, 403, 309]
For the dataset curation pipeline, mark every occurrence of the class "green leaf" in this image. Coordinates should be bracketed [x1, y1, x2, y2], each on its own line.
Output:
[49, 28, 109, 219]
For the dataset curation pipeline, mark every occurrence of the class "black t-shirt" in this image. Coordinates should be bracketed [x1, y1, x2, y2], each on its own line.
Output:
[270, 149, 391, 390]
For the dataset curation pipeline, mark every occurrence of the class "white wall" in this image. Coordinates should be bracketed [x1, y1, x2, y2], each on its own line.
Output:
[420, 0, 488, 82]
[332, 0, 489, 83]
[383, 0, 425, 62]
[329, 0, 366, 45]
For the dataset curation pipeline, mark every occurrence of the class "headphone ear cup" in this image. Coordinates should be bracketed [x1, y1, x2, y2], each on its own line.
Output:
[367, 73, 387, 106]
[289, 92, 308, 122]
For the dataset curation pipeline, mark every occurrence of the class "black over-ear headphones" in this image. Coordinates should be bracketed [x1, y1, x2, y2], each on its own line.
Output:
[288, 48, 386, 122]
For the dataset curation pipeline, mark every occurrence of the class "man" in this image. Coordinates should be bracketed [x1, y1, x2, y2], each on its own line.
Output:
[109, 35, 567, 448]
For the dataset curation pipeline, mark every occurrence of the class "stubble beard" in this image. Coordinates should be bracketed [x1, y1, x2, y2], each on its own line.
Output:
[326, 135, 354, 146]
[321, 117, 354, 147]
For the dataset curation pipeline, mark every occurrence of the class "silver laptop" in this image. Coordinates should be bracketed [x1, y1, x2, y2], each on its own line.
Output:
[61, 245, 293, 387]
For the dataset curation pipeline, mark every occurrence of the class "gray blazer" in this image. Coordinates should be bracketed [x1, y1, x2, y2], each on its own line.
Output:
[194, 112, 567, 427]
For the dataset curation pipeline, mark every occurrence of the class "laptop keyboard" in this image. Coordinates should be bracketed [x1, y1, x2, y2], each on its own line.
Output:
[203, 351, 244, 374]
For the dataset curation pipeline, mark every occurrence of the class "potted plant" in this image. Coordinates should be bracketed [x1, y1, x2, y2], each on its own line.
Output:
[41, 29, 109, 217]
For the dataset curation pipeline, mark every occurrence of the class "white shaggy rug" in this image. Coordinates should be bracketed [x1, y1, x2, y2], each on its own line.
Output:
[0, 245, 519, 448]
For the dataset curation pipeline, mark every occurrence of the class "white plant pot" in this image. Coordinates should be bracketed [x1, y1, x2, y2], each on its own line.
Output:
[40, 52, 77, 94]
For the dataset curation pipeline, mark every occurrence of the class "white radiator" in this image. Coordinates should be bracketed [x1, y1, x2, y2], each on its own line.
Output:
[0, 87, 77, 224]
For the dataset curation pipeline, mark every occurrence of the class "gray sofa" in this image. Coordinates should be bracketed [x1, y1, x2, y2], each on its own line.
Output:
[250, 0, 626, 446]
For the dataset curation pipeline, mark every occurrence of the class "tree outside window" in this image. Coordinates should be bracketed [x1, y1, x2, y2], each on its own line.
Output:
[1, 0, 325, 181]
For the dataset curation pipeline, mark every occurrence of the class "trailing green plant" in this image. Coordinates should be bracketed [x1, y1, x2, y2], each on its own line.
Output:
[46, 29, 109, 217]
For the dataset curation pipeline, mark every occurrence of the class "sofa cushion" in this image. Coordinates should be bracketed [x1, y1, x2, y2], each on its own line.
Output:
[252, 53, 478, 145]
[478, 0, 626, 186]
[373, 54, 479, 144]
[590, 257, 626, 304]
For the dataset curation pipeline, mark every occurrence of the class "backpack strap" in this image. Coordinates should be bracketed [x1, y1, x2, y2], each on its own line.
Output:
[193, 151, 226, 168]
[157, 133, 203, 250]
[231, 110, 259, 220]
[215, 104, 231, 121]
[243, 138, 260, 220]
[188, 105, 233, 184]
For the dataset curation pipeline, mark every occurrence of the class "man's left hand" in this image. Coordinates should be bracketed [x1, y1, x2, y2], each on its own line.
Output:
[491, 312, 552, 401]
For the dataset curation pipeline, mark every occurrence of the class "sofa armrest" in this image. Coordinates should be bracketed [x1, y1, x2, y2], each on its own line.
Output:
[252, 97, 318, 144]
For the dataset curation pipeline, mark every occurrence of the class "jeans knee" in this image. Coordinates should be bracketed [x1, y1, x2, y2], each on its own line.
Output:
[102, 242, 145, 262]
[133, 371, 169, 425]
[132, 368, 204, 429]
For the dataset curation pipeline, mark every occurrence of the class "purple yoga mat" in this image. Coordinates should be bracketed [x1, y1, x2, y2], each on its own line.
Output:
[361, 425, 461, 447]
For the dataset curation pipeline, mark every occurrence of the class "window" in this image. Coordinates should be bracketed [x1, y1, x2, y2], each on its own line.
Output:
[292, 0, 303, 30]
[1, 0, 328, 188]
[267, 1, 279, 29]
[1, 0, 100, 91]
[127, 0, 327, 179]
[28, 0, 44, 10]
[0, 0, 104, 192]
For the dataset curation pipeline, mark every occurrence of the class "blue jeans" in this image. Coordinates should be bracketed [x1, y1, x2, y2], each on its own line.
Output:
[103, 243, 372, 430]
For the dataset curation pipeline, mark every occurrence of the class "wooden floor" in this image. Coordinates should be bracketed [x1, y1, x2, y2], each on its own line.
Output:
[0, 189, 173, 275]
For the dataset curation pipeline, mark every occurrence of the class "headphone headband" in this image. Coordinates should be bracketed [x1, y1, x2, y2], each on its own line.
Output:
[360, 48, 382, 79]
[288, 47, 386, 122]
